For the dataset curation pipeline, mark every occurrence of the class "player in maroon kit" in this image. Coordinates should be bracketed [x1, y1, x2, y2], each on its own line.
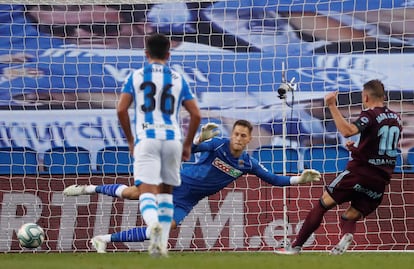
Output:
[276, 79, 403, 255]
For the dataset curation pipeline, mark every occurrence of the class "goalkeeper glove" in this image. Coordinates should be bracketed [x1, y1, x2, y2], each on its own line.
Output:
[196, 123, 220, 144]
[290, 169, 321, 184]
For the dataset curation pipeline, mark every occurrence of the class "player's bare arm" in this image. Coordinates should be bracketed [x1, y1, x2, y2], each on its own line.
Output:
[117, 92, 135, 155]
[182, 99, 201, 161]
[325, 91, 359, 137]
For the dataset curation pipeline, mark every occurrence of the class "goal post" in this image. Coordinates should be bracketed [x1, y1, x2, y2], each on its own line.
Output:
[0, 0, 413, 252]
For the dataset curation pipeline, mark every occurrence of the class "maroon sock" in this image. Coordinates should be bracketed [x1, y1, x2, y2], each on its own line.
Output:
[340, 215, 356, 235]
[292, 200, 328, 248]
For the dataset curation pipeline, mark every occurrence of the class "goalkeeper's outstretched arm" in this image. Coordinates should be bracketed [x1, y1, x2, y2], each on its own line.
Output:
[194, 123, 220, 145]
[252, 157, 321, 186]
[290, 169, 322, 184]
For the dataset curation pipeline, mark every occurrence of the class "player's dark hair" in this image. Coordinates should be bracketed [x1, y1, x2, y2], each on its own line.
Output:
[233, 119, 253, 134]
[145, 33, 170, 60]
[363, 79, 385, 100]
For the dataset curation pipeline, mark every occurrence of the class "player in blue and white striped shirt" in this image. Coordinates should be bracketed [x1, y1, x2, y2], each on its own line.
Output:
[116, 33, 201, 257]
[64, 120, 321, 253]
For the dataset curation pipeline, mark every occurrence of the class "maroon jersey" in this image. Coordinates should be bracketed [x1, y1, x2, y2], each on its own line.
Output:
[347, 106, 402, 182]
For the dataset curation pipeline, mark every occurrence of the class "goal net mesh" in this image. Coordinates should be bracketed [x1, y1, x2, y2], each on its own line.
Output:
[0, 0, 413, 252]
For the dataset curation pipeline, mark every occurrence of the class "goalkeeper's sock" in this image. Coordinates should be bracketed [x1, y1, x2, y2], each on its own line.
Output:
[340, 215, 357, 235]
[292, 199, 328, 248]
[110, 227, 148, 242]
[95, 184, 127, 198]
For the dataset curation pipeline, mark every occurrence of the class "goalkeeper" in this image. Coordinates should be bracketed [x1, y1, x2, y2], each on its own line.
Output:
[63, 119, 321, 253]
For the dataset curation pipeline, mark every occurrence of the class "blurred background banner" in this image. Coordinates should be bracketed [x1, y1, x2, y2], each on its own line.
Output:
[1, 0, 414, 253]
[1, 1, 414, 158]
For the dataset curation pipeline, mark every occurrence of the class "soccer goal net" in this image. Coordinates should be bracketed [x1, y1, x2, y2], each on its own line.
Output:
[0, 0, 413, 253]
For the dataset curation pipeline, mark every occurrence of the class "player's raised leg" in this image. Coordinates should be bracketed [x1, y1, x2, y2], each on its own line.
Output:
[63, 184, 96, 196]
[63, 183, 143, 201]
[63, 184, 129, 198]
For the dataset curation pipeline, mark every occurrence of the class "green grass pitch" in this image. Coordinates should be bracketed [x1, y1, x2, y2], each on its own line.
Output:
[1, 252, 413, 269]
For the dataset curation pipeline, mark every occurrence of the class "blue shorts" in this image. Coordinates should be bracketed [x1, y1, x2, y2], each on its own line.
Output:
[172, 181, 210, 225]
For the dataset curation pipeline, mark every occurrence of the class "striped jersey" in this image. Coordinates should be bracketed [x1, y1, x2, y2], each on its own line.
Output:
[121, 63, 195, 141]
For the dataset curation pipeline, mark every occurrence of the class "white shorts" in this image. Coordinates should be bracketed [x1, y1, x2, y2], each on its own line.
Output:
[133, 139, 182, 187]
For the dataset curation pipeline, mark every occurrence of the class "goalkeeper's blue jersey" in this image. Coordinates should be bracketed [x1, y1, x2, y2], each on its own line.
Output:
[180, 137, 291, 197]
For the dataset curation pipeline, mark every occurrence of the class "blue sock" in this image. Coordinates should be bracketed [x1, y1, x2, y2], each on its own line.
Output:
[110, 227, 148, 242]
[96, 184, 122, 197]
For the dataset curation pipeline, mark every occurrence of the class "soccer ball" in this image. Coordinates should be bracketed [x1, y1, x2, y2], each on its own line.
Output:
[17, 223, 45, 248]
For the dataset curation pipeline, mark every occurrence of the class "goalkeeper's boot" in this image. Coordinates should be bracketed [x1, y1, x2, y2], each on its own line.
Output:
[91, 236, 107, 254]
[63, 184, 92, 196]
[148, 223, 165, 258]
[330, 233, 353, 255]
[274, 246, 301, 255]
